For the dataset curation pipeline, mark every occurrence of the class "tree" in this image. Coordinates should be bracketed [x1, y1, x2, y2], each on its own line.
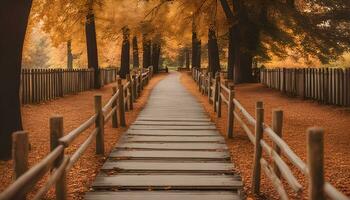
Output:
[185, 47, 190, 69]
[197, 40, 202, 68]
[85, 1, 101, 88]
[178, 48, 186, 68]
[149, 0, 350, 83]
[142, 34, 152, 68]
[152, 40, 161, 73]
[119, 27, 130, 78]
[132, 36, 140, 68]
[0, 0, 33, 160]
[67, 40, 73, 69]
[208, 25, 220, 75]
[192, 31, 198, 68]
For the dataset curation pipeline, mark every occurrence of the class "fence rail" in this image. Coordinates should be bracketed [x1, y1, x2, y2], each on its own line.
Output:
[0, 67, 153, 200]
[20, 68, 118, 104]
[260, 68, 350, 106]
[192, 68, 349, 200]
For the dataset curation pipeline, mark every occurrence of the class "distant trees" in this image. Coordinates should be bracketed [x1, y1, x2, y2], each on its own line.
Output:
[0, 0, 33, 160]
[23, 36, 50, 68]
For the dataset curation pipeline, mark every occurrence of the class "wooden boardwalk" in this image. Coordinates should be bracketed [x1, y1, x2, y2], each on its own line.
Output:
[85, 72, 243, 200]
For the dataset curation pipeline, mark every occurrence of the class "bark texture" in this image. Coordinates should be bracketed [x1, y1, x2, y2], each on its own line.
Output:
[142, 34, 152, 68]
[208, 27, 220, 75]
[119, 28, 130, 79]
[85, 12, 100, 88]
[132, 36, 139, 68]
[152, 42, 161, 74]
[0, 0, 33, 160]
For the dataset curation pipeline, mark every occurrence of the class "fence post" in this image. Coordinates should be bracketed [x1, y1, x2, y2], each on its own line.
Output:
[198, 73, 202, 92]
[132, 74, 137, 101]
[112, 87, 118, 128]
[12, 131, 29, 179]
[272, 109, 283, 178]
[217, 78, 222, 118]
[59, 69, 64, 97]
[118, 78, 126, 127]
[147, 67, 152, 82]
[94, 95, 105, 155]
[227, 84, 235, 138]
[50, 116, 67, 200]
[127, 75, 133, 110]
[213, 72, 220, 112]
[208, 73, 212, 103]
[139, 71, 143, 92]
[12, 131, 29, 200]
[307, 127, 325, 200]
[252, 101, 264, 194]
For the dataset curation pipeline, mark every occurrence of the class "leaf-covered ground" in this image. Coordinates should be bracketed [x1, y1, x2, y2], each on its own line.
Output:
[0, 74, 166, 199]
[180, 71, 350, 200]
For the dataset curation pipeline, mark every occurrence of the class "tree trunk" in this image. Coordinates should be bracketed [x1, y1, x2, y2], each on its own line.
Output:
[227, 27, 236, 80]
[192, 32, 198, 68]
[234, 7, 258, 83]
[208, 27, 220, 75]
[197, 40, 201, 69]
[142, 34, 151, 68]
[67, 40, 73, 69]
[185, 48, 190, 69]
[178, 48, 185, 68]
[152, 43, 161, 73]
[132, 36, 139, 68]
[119, 28, 130, 79]
[235, 51, 253, 83]
[85, 12, 100, 88]
[0, 0, 32, 160]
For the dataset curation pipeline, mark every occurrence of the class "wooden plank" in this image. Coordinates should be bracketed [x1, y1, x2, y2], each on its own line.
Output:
[85, 191, 241, 200]
[126, 129, 220, 136]
[110, 150, 230, 160]
[136, 118, 210, 122]
[130, 125, 216, 130]
[123, 135, 224, 143]
[91, 174, 243, 190]
[117, 143, 228, 150]
[101, 161, 233, 173]
[133, 121, 214, 126]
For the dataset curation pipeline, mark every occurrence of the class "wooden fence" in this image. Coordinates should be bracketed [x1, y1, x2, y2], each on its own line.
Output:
[260, 68, 350, 106]
[20, 68, 118, 104]
[192, 68, 349, 200]
[0, 67, 153, 200]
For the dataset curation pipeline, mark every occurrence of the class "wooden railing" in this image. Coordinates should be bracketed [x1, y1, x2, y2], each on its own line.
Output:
[20, 68, 118, 104]
[260, 68, 350, 106]
[0, 66, 153, 200]
[192, 68, 349, 200]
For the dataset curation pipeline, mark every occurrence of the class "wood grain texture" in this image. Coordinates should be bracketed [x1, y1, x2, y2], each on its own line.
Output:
[87, 72, 243, 199]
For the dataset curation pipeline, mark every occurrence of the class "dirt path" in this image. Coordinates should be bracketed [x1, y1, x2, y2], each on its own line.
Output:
[0, 74, 167, 199]
[180, 72, 350, 199]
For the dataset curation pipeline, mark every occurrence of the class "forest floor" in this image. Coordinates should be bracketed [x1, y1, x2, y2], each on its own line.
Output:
[0, 73, 167, 199]
[180, 71, 350, 200]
